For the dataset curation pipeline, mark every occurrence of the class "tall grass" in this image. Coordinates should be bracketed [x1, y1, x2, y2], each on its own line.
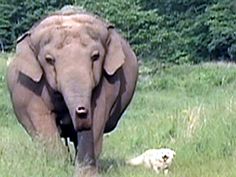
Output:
[1, 54, 236, 177]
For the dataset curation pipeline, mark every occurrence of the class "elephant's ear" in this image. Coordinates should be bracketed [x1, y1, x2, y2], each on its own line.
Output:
[16, 32, 43, 82]
[104, 26, 125, 76]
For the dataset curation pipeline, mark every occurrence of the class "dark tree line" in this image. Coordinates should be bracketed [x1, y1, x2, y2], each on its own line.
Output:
[0, 0, 73, 51]
[0, 0, 236, 63]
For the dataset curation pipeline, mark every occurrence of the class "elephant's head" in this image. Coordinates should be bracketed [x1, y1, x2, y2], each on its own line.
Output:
[15, 12, 126, 131]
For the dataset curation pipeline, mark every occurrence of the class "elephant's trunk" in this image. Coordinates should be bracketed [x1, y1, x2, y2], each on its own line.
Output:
[59, 69, 94, 132]
[64, 92, 93, 132]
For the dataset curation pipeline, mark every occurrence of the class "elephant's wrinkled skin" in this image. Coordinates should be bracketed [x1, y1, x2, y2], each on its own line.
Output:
[7, 9, 138, 170]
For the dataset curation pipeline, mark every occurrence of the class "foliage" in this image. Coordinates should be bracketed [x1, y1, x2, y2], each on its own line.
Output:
[75, 0, 236, 63]
[139, 61, 236, 95]
[0, 0, 73, 50]
[206, 1, 236, 61]
[0, 0, 236, 63]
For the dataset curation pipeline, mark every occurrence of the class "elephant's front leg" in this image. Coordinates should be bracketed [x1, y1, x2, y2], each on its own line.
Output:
[76, 130, 96, 165]
[75, 130, 98, 176]
[10, 82, 69, 160]
[25, 97, 61, 147]
[91, 78, 119, 160]
[75, 122, 105, 176]
[12, 88, 61, 147]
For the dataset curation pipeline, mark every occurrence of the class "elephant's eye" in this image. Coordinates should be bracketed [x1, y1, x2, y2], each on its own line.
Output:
[91, 50, 100, 61]
[45, 55, 55, 65]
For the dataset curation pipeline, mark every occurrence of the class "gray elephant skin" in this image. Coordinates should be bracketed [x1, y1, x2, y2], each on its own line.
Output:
[6, 8, 138, 171]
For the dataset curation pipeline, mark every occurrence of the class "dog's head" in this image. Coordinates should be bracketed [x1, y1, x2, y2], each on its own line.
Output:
[159, 148, 176, 164]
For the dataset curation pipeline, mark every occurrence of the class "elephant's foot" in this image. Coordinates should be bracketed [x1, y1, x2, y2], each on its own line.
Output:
[35, 136, 70, 160]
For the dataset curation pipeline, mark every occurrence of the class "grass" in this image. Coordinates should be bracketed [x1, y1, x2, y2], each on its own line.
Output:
[1, 53, 236, 177]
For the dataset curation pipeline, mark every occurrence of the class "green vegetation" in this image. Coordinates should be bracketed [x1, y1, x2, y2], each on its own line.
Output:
[1, 53, 236, 177]
[0, 0, 73, 51]
[1, 0, 236, 63]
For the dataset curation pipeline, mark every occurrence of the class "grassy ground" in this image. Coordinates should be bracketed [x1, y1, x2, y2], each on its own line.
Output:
[1, 54, 236, 177]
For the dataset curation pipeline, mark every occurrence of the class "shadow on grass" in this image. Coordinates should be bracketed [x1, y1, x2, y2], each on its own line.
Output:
[98, 158, 126, 173]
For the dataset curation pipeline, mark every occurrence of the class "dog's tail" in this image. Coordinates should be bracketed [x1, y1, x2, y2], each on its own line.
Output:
[126, 155, 144, 166]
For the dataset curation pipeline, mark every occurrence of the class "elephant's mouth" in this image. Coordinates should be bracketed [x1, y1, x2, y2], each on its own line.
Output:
[75, 118, 92, 131]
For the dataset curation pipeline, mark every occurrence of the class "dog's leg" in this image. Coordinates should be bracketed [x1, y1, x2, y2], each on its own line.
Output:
[164, 169, 169, 175]
[153, 166, 161, 174]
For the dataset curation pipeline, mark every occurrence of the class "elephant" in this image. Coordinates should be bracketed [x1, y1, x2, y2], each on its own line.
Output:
[6, 7, 138, 173]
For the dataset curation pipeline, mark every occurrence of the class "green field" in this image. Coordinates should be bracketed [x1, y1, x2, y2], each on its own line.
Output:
[1, 54, 236, 177]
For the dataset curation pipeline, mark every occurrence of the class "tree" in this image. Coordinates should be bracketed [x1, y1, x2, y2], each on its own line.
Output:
[0, 0, 73, 51]
[1, 0, 235, 63]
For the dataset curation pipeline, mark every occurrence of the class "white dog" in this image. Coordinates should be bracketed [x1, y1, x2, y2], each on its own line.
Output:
[126, 148, 176, 174]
